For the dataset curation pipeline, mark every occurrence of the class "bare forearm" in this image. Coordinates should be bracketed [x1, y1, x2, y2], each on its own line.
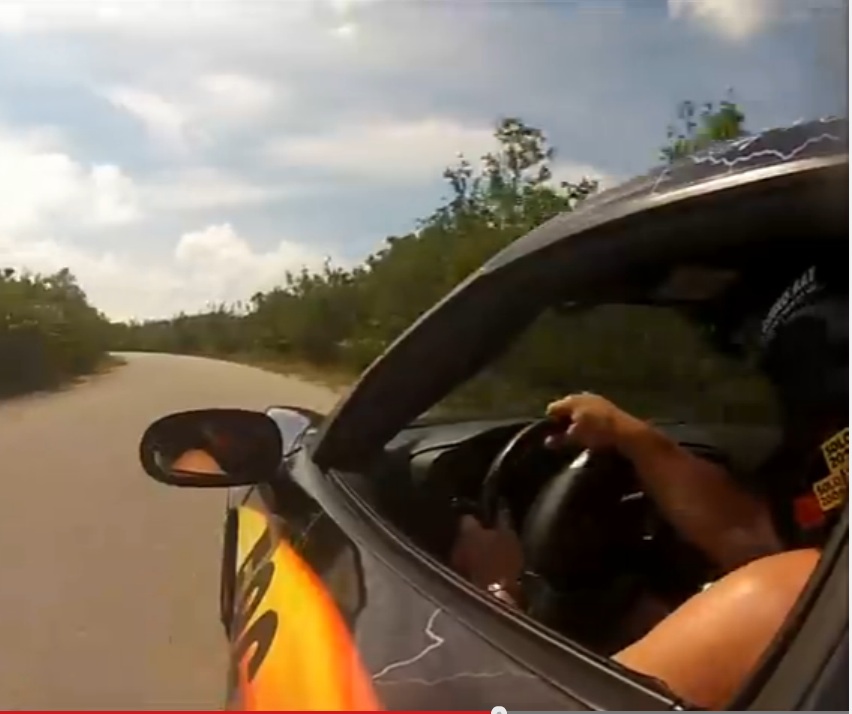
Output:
[617, 418, 781, 572]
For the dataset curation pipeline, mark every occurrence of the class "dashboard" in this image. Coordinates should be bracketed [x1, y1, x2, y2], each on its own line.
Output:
[360, 416, 781, 562]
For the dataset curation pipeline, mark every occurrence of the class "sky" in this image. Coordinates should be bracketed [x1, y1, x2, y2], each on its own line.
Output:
[0, 0, 847, 320]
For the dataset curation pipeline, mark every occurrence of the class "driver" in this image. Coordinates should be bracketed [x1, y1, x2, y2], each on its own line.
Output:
[451, 263, 848, 709]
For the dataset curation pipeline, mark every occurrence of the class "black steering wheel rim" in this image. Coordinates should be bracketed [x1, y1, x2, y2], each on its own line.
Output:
[479, 418, 650, 645]
[479, 418, 570, 528]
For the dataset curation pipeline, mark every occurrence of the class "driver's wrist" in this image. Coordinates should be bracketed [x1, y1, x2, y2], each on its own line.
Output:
[616, 415, 666, 461]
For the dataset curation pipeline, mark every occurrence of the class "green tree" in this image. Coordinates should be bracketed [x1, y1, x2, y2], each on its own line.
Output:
[661, 94, 747, 163]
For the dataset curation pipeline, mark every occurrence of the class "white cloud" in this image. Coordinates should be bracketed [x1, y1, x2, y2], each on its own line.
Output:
[2, 223, 333, 320]
[332, 22, 359, 39]
[0, 126, 140, 232]
[668, 0, 775, 40]
[0, 0, 374, 59]
[269, 119, 616, 188]
[0, 121, 292, 223]
[89, 165, 140, 223]
[172, 223, 331, 305]
[0, 0, 289, 35]
[104, 87, 193, 151]
[197, 73, 278, 118]
[139, 168, 295, 212]
[268, 118, 497, 181]
[104, 71, 282, 152]
[667, 0, 830, 41]
[0, 123, 315, 319]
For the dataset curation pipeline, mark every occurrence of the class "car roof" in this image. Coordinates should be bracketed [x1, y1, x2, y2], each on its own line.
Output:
[481, 116, 848, 274]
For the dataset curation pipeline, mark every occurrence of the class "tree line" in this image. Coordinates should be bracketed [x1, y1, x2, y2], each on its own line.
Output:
[110, 98, 746, 369]
[5, 97, 768, 418]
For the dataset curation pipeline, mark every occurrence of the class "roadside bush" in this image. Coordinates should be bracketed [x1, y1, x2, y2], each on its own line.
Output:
[0, 268, 111, 397]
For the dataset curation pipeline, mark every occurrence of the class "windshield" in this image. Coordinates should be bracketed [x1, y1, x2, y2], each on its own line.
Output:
[424, 302, 780, 426]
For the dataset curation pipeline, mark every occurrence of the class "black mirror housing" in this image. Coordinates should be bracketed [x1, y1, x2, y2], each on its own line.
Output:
[139, 408, 283, 488]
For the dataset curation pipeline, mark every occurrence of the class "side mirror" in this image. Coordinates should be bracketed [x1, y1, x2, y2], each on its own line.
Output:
[139, 408, 283, 487]
[266, 406, 321, 454]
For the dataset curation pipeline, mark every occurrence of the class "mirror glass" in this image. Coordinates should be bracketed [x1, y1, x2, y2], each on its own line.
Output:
[139, 408, 283, 487]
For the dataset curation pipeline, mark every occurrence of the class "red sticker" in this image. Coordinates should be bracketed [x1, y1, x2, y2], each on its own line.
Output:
[794, 492, 826, 530]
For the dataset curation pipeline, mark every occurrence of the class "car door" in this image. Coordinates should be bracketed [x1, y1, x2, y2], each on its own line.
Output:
[306, 144, 847, 710]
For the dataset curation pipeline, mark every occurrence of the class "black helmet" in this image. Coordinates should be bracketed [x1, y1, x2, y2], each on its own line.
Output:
[759, 261, 848, 420]
[757, 261, 848, 546]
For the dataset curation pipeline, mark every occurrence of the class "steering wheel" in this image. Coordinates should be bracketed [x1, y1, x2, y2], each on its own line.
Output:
[480, 418, 655, 649]
[480, 418, 572, 528]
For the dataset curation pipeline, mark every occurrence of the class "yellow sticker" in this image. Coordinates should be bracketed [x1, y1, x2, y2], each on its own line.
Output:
[813, 470, 848, 512]
[821, 427, 849, 474]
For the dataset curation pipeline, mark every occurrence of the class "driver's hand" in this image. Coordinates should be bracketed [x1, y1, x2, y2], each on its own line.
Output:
[450, 510, 523, 591]
[545, 392, 645, 451]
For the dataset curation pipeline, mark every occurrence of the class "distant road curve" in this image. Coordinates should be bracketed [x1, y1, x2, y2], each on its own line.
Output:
[0, 352, 340, 709]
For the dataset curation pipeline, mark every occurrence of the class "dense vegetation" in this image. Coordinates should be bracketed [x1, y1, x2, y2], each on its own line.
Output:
[6, 97, 771, 419]
[0, 268, 112, 397]
[110, 98, 746, 368]
[109, 114, 602, 370]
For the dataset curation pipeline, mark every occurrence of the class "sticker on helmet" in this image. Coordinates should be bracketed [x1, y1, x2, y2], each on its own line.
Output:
[821, 427, 849, 474]
[809, 428, 849, 513]
[812, 471, 847, 512]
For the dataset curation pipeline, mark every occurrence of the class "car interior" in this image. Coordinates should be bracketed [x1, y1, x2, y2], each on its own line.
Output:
[345, 234, 846, 661]
[366, 412, 782, 653]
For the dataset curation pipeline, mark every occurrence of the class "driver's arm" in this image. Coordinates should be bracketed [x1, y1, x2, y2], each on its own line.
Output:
[620, 419, 781, 572]
[451, 517, 819, 710]
[614, 547, 819, 710]
[548, 394, 782, 573]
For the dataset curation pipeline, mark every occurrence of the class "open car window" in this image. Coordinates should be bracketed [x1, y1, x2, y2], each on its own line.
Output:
[424, 301, 781, 430]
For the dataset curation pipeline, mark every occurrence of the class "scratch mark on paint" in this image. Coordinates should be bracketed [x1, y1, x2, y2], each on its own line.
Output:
[376, 668, 537, 688]
[650, 118, 844, 195]
[372, 608, 444, 680]
[688, 132, 842, 170]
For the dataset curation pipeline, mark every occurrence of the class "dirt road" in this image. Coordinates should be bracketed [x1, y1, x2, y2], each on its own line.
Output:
[0, 353, 340, 709]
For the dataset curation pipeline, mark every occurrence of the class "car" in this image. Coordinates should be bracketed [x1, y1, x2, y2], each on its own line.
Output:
[139, 116, 849, 712]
